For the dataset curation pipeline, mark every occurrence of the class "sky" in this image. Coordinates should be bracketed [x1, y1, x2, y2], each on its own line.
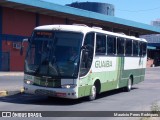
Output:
[42, 0, 160, 25]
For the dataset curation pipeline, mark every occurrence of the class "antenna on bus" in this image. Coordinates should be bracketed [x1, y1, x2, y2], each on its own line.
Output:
[117, 32, 126, 35]
[92, 26, 102, 30]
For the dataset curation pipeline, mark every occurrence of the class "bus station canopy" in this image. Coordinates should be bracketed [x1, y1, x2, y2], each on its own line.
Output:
[1, 0, 160, 35]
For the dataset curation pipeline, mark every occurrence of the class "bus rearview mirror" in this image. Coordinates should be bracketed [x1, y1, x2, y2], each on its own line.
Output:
[20, 38, 29, 56]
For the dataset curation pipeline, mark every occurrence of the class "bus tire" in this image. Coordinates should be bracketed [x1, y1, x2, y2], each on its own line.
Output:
[88, 85, 97, 101]
[125, 77, 132, 92]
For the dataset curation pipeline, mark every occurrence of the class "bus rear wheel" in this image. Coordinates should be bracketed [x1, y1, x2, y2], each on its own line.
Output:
[125, 77, 132, 92]
[88, 85, 96, 101]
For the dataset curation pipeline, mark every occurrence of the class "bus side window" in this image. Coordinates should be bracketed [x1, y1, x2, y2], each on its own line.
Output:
[80, 32, 95, 77]
[125, 39, 132, 56]
[107, 36, 116, 55]
[117, 37, 125, 55]
[96, 34, 106, 55]
[142, 42, 147, 56]
[133, 40, 139, 56]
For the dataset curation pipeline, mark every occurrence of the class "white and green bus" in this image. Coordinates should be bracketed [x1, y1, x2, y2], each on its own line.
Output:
[23, 24, 147, 100]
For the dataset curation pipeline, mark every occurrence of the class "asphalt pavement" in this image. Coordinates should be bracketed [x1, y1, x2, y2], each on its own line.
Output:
[0, 72, 24, 96]
[0, 67, 160, 120]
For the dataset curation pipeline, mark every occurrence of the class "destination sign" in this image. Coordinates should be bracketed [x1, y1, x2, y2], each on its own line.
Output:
[34, 31, 53, 38]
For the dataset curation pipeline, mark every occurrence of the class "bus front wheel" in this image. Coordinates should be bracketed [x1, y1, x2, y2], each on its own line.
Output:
[88, 85, 96, 101]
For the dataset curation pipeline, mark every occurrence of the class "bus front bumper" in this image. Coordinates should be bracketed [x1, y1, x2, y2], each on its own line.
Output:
[24, 83, 78, 99]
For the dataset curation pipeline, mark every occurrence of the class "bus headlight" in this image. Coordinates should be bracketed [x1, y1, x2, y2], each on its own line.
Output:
[24, 80, 34, 85]
[61, 84, 77, 89]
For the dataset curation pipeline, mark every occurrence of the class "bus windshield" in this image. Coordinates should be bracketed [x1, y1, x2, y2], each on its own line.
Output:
[25, 31, 83, 78]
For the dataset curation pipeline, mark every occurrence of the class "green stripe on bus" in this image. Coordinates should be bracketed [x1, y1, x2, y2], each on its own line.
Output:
[78, 68, 145, 98]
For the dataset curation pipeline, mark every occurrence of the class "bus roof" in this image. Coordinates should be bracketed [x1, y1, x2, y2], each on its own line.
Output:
[35, 24, 147, 42]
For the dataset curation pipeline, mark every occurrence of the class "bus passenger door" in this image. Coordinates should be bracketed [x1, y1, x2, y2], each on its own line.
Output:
[116, 38, 125, 88]
[79, 32, 95, 97]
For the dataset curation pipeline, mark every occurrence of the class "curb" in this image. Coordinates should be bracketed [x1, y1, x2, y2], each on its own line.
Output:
[0, 73, 24, 77]
[0, 88, 24, 97]
[147, 66, 160, 69]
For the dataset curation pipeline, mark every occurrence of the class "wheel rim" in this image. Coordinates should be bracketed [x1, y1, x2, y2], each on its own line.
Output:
[128, 78, 132, 90]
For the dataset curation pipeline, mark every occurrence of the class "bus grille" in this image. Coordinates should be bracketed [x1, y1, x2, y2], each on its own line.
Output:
[34, 77, 61, 88]
[35, 89, 56, 96]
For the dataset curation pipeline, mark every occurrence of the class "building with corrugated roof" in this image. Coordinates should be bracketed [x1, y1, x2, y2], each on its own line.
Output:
[0, 0, 160, 71]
